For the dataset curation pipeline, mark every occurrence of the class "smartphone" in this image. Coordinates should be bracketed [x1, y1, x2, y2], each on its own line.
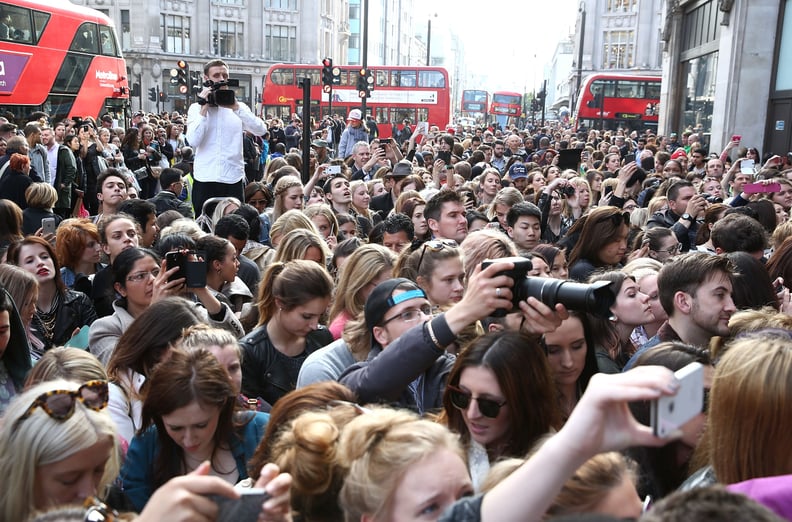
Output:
[437, 150, 452, 164]
[624, 153, 636, 164]
[740, 159, 755, 174]
[41, 217, 57, 236]
[651, 362, 704, 438]
[380, 137, 392, 145]
[731, 134, 742, 142]
[165, 250, 207, 287]
[325, 165, 341, 175]
[743, 182, 781, 194]
[210, 489, 271, 522]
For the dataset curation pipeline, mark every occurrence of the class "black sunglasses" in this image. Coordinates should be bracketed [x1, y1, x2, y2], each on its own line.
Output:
[595, 211, 630, 228]
[447, 385, 506, 418]
[414, 239, 458, 274]
[17, 380, 109, 423]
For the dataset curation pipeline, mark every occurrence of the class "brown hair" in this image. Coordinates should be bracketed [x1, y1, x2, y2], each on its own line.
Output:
[255, 260, 333, 327]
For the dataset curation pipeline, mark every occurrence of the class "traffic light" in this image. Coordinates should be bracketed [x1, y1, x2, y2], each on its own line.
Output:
[130, 82, 140, 97]
[321, 58, 333, 93]
[332, 65, 341, 85]
[190, 71, 202, 95]
[159, 91, 169, 102]
[148, 87, 156, 102]
[357, 68, 368, 98]
[172, 60, 189, 94]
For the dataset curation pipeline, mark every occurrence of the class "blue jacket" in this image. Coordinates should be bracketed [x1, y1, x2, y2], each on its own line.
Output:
[118, 410, 268, 512]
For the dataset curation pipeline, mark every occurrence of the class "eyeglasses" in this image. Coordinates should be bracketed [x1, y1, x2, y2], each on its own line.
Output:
[415, 239, 458, 274]
[381, 304, 432, 326]
[127, 268, 160, 282]
[447, 385, 506, 418]
[17, 380, 109, 424]
[652, 242, 682, 255]
[595, 211, 630, 228]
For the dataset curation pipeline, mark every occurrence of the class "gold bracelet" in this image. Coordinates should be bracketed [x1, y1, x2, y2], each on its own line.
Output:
[426, 321, 442, 349]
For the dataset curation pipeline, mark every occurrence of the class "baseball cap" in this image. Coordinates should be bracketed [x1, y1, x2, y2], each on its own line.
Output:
[364, 278, 427, 335]
[347, 109, 362, 121]
[670, 148, 688, 161]
[133, 111, 144, 118]
[391, 160, 413, 178]
[508, 163, 528, 179]
[311, 139, 329, 148]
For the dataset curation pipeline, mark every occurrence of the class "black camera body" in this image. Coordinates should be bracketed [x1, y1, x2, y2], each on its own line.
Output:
[202, 79, 240, 107]
[703, 193, 723, 204]
[482, 257, 615, 318]
[560, 184, 576, 198]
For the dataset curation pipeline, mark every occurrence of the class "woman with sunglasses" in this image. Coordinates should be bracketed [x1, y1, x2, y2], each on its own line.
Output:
[119, 348, 268, 512]
[568, 206, 632, 282]
[7, 236, 96, 356]
[639, 227, 682, 264]
[440, 330, 561, 491]
[394, 238, 466, 309]
[586, 270, 655, 374]
[0, 379, 118, 521]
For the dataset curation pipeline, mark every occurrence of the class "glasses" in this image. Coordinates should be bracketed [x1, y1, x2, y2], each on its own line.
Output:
[595, 211, 630, 228]
[447, 385, 506, 418]
[127, 268, 160, 282]
[17, 381, 109, 424]
[415, 239, 458, 274]
[381, 304, 432, 326]
[653, 243, 682, 255]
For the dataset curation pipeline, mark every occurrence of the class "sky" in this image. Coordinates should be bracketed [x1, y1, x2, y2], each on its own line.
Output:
[422, 0, 578, 93]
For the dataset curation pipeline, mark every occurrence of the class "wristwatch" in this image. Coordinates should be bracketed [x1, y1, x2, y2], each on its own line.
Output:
[196, 96, 207, 106]
[680, 213, 692, 221]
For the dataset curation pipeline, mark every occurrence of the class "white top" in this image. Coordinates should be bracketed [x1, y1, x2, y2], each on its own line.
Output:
[186, 102, 267, 184]
[108, 369, 145, 445]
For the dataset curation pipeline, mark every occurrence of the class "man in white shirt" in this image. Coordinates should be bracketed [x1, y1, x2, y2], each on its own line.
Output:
[187, 59, 267, 216]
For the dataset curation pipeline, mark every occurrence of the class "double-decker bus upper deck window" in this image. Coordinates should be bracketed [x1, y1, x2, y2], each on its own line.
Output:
[32, 10, 49, 42]
[645, 81, 661, 99]
[0, 4, 35, 44]
[271, 68, 293, 85]
[338, 70, 352, 86]
[71, 22, 99, 54]
[375, 70, 388, 87]
[392, 71, 416, 87]
[616, 80, 641, 98]
[98, 25, 119, 57]
[419, 70, 445, 88]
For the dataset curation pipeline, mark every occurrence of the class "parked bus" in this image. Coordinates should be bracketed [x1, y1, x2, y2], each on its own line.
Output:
[574, 73, 661, 132]
[0, 0, 129, 125]
[460, 89, 488, 117]
[490, 91, 522, 128]
[262, 64, 451, 138]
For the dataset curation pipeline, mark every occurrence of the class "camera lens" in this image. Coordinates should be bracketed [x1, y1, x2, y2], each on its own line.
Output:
[516, 278, 616, 318]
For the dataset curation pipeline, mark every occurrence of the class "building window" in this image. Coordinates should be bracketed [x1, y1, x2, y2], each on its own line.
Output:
[602, 30, 634, 69]
[349, 3, 360, 20]
[120, 10, 130, 50]
[349, 34, 360, 49]
[267, 0, 297, 9]
[605, 0, 637, 13]
[213, 20, 243, 57]
[161, 15, 190, 54]
[265, 24, 296, 61]
[681, 52, 718, 134]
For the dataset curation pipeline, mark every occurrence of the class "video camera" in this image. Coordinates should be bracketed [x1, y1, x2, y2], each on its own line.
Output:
[482, 257, 615, 318]
[202, 79, 240, 107]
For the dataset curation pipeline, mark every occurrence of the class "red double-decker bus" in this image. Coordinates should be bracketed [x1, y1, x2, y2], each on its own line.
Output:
[490, 91, 522, 128]
[460, 89, 489, 116]
[574, 73, 661, 132]
[0, 0, 129, 125]
[262, 64, 451, 138]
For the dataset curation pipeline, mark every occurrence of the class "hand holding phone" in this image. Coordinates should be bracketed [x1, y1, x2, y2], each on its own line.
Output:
[743, 182, 781, 194]
[740, 159, 755, 174]
[651, 362, 704, 438]
[41, 217, 57, 236]
[211, 489, 271, 522]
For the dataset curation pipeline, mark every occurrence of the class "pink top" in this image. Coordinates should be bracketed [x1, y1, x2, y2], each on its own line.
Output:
[328, 310, 352, 340]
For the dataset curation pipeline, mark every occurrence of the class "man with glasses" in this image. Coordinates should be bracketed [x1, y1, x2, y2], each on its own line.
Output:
[339, 263, 567, 413]
[147, 167, 194, 218]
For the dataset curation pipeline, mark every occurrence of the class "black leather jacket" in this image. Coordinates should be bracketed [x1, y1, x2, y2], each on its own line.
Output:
[32, 289, 97, 354]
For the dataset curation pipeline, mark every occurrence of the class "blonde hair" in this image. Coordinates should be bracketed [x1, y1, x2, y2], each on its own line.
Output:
[328, 244, 396, 325]
[459, 229, 516, 283]
[648, 196, 669, 216]
[274, 228, 330, 264]
[0, 380, 120, 522]
[303, 204, 339, 239]
[159, 218, 206, 242]
[180, 324, 241, 362]
[486, 187, 523, 220]
[772, 220, 792, 248]
[272, 175, 303, 221]
[24, 348, 107, 389]
[269, 209, 318, 248]
[622, 257, 663, 283]
[25, 183, 58, 209]
[338, 408, 462, 522]
[210, 197, 241, 229]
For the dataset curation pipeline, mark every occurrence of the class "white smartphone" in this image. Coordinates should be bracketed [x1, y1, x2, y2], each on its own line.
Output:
[210, 489, 270, 522]
[325, 165, 341, 175]
[41, 217, 57, 236]
[740, 159, 755, 174]
[651, 362, 704, 438]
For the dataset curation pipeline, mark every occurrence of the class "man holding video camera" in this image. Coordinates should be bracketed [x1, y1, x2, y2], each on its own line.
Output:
[187, 59, 267, 215]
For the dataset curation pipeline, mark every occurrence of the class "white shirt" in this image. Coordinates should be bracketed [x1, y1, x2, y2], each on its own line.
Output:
[186, 101, 267, 184]
[46, 143, 58, 187]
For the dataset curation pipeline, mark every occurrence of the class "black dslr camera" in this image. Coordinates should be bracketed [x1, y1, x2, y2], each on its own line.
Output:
[482, 257, 615, 318]
[202, 79, 240, 107]
[560, 184, 576, 198]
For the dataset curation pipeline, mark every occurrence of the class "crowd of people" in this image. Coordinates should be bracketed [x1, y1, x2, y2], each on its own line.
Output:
[1, 58, 792, 521]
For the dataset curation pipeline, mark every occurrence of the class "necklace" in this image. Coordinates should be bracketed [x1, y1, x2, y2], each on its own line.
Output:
[33, 292, 61, 345]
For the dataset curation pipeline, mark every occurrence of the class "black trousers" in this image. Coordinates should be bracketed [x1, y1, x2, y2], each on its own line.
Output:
[192, 178, 245, 217]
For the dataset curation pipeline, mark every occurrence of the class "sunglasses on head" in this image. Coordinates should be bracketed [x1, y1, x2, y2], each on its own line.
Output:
[447, 384, 506, 418]
[17, 380, 109, 424]
[595, 211, 630, 228]
[414, 239, 458, 273]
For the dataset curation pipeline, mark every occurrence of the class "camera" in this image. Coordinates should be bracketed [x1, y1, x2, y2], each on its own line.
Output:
[165, 249, 207, 288]
[560, 184, 576, 198]
[703, 193, 723, 204]
[482, 257, 615, 318]
[202, 79, 240, 107]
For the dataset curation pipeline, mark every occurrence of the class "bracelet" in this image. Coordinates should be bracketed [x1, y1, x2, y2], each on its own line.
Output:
[425, 321, 442, 349]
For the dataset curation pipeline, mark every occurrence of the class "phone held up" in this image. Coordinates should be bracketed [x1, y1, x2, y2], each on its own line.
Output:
[41, 217, 57, 236]
[650, 362, 704, 438]
[165, 249, 207, 288]
[210, 489, 271, 522]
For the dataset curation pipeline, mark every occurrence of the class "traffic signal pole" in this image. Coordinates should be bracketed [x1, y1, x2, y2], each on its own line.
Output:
[298, 77, 311, 185]
[361, 0, 369, 117]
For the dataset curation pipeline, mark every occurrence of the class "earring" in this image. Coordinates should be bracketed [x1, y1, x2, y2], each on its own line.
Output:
[609, 315, 618, 323]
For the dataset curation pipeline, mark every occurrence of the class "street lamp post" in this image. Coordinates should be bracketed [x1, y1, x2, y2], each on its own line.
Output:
[426, 13, 436, 67]
[575, 1, 586, 113]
